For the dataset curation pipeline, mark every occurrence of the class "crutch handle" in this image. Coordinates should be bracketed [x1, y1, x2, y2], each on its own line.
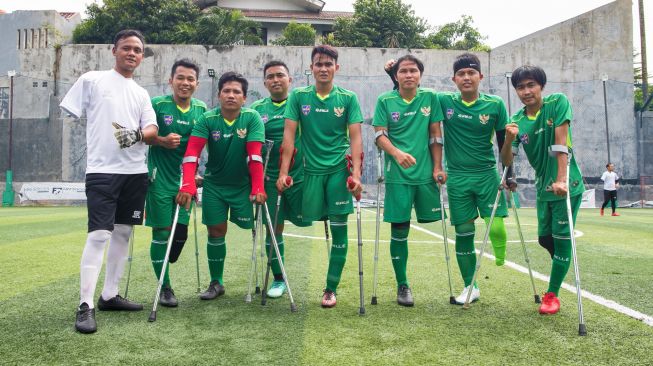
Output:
[347, 176, 361, 201]
[278, 176, 293, 193]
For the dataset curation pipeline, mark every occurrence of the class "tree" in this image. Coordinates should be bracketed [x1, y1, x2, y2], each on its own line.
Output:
[193, 8, 263, 46]
[272, 21, 316, 46]
[331, 0, 427, 48]
[425, 15, 490, 51]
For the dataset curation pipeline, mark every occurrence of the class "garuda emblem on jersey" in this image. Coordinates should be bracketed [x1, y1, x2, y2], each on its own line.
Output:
[391, 112, 400, 122]
[261, 114, 268, 123]
[164, 115, 173, 126]
[237, 128, 247, 138]
[446, 108, 454, 120]
[420, 106, 431, 117]
[302, 105, 311, 115]
[546, 118, 553, 127]
[211, 130, 221, 141]
[479, 114, 490, 124]
[520, 133, 529, 145]
[334, 107, 345, 117]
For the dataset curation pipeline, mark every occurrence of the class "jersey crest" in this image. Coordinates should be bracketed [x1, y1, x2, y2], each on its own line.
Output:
[334, 107, 345, 117]
[164, 115, 173, 125]
[211, 130, 221, 141]
[261, 114, 268, 123]
[546, 118, 553, 127]
[302, 105, 311, 115]
[479, 114, 490, 125]
[520, 133, 529, 145]
[446, 108, 454, 120]
[420, 106, 431, 117]
[237, 128, 247, 139]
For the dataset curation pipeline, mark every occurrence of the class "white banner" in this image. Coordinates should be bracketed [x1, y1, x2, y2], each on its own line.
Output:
[581, 189, 595, 208]
[19, 182, 86, 202]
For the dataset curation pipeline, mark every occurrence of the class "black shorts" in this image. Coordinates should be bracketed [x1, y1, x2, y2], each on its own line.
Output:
[86, 173, 148, 232]
[603, 190, 617, 201]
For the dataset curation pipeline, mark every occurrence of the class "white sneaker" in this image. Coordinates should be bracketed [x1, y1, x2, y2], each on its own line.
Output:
[455, 285, 480, 305]
[266, 280, 286, 298]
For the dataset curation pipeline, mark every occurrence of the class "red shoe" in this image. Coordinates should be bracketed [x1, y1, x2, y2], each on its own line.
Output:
[321, 290, 337, 308]
[612, 212, 620, 216]
[600, 208, 604, 216]
[539, 292, 560, 315]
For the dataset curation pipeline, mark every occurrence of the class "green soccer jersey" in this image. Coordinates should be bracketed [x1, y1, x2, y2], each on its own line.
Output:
[372, 88, 444, 184]
[191, 107, 265, 186]
[148, 95, 207, 193]
[249, 97, 303, 183]
[438, 92, 508, 175]
[510, 93, 585, 201]
[284, 85, 363, 174]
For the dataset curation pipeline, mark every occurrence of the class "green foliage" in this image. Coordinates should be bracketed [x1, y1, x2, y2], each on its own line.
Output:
[330, 17, 373, 47]
[425, 15, 490, 51]
[272, 21, 316, 46]
[193, 8, 262, 46]
[634, 86, 653, 111]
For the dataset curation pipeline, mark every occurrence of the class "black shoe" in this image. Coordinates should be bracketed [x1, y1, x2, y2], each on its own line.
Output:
[199, 281, 225, 300]
[397, 285, 414, 307]
[75, 303, 97, 334]
[97, 295, 143, 311]
[160, 286, 178, 308]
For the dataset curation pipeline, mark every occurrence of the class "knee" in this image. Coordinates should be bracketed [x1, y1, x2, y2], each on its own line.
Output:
[88, 229, 112, 248]
[208, 223, 227, 237]
[489, 217, 507, 240]
[455, 222, 475, 235]
[112, 224, 132, 242]
[330, 214, 347, 224]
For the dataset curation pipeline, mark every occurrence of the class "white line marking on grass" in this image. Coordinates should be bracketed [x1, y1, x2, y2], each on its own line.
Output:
[282, 233, 434, 244]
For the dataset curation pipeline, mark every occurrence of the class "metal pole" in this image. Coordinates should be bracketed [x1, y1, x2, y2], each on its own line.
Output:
[602, 78, 611, 163]
[8, 74, 14, 171]
[505, 74, 512, 115]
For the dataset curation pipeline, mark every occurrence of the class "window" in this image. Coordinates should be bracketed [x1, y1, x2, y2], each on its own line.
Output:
[17, 30, 21, 49]
[0, 88, 9, 119]
[31, 29, 36, 48]
[24, 29, 28, 49]
[44, 27, 48, 47]
[261, 28, 268, 45]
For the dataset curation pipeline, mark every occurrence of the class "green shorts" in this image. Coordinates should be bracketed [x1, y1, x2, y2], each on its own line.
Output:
[447, 171, 508, 226]
[536, 194, 582, 239]
[302, 168, 353, 222]
[263, 180, 312, 227]
[145, 190, 192, 227]
[384, 182, 444, 223]
[201, 182, 253, 229]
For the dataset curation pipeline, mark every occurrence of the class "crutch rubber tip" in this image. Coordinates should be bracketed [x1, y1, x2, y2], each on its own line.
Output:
[449, 296, 457, 305]
[290, 303, 298, 312]
[371, 297, 378, 305]
[534, 294, 541, 304]
[359, 307, 366, 316]
[244, 294, 252, 303]
[148, 311, 157, 322]
[462, 303, 471, 310]
[261, 297, 267, 306]
[255, 286, 261, 294]
[579, 324, 587, 336]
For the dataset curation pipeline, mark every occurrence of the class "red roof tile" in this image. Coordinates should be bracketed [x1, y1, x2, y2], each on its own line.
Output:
[58, 12, 78, 19]
[236, 9, 352, 21]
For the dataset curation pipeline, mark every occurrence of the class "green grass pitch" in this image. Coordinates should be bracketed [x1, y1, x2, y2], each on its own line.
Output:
[1, 206, 652, 365]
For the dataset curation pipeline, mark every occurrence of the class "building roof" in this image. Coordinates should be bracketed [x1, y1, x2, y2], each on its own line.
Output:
[238, 9, 352, 21]
[57, 12, 78, 20]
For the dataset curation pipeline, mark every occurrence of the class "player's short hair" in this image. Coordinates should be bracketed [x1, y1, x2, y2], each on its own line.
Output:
[311, 45, 338, 63]
[263, 60, 289, 77]
[393, 54, 424, 76]
[218, 71, 249, 96]
[606, 163, 613, 168]
[171, 59, 200, 78]
[453, 53, 481, 75]
[113, 29, 145, 48]
[511, 65, 547, 89]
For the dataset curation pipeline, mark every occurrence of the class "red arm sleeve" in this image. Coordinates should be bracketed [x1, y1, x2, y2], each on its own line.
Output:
[246, 141, 264, 197]
[179, 136, 207, 195]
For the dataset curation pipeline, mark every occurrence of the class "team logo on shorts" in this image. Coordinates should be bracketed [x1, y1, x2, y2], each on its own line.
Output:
[302, 105, 311, 115]
[520, 133, 529, 144]
[211, 130, 221, 141]
[132, 211, 142, 219]
[261, 114, 268, 123]
[446, 108, 454, 119]
[391, 112, 400, 122]
[547, 118, 553, 127]
[237, 128, 247, 138]
[164, 115, 173, 125]
[479, 114, 490, 124]
[334, 107, 345, 117]
[420, 106, 431, 117]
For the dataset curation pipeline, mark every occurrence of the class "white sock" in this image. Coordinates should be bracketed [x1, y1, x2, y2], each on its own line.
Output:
[101, 224, 132, 300]
[80, 230, 111, 309]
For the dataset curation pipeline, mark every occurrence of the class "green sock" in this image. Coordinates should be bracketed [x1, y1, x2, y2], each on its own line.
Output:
[390, 223, 410, 287]
[455, 222, 476, 287]
[326, 215, 348, 293]
[548, 235, 572, 295]
[207, 236, 226, 284]
[150, 229, 171, 287]
[265, 233, 285, 280]
[483, 216, 507, 266]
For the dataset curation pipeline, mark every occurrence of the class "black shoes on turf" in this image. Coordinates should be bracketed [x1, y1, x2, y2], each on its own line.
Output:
[199, 281, 225, 300]
[97, 295, 143, 311]
[160, 286, 179, 308]
[75, 303, 97, 334]
[397, 285, 414, 307]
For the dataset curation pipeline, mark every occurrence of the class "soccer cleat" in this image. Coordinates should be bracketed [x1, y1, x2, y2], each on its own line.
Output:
[397, 285, 414, 307]
[611, 212, 620, 216]
[75, 303, 97, 334]
[539, 292, 561, 315]
[600, 208, 604, 216]
[454, 285, 480, 305]
[160, 286, 178, 308]
[266, 280, 287, 299]
[97, 295, 143, 311]
[199, 281, 225, 300]
[321, 290, 337, 308]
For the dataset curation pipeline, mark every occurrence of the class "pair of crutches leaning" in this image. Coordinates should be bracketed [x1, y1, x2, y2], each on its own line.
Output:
[369, 133, 586, 336]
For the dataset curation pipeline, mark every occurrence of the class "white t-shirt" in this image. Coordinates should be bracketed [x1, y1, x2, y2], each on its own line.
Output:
[601, 171, 619, 191]
[60, 69, 157, 174]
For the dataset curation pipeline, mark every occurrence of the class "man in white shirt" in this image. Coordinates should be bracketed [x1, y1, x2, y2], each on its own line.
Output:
[60, 29, 159, 334]
[600, 163, 620, 216]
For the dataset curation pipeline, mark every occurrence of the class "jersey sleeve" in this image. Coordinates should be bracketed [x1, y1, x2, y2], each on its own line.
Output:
[372, 95, 388, 128]
[601, 172, 607, 181]
[430, 91, 444, 123]
[347, 93, 364, 125]
[191, 113, 211, 139]
[553, 94, 573, 127]
[495, 98, 508, 131]
[283, 90, 301, 122]
[59, 74, 91, 118]
[247, 110, 265, 143]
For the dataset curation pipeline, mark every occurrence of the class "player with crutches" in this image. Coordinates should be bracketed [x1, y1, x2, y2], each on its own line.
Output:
[347, 153, 366, 315]
[177, 71, 266, 301]
[502, 65, 586, 335]
[373, 55, 446, 307]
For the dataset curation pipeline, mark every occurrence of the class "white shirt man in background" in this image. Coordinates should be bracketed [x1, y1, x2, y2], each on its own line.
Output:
[600, 163, 620, 216]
